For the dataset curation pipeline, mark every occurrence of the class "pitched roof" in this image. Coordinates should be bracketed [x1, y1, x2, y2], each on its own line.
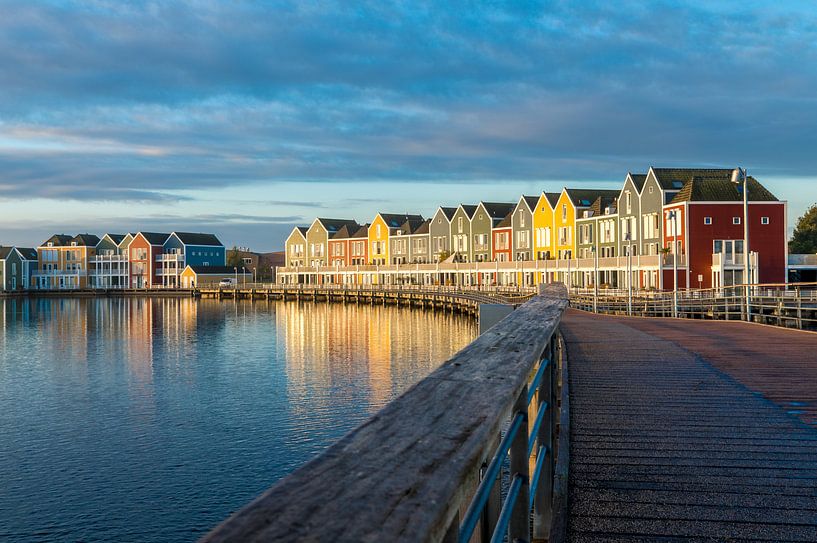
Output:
[670, 176, 778, 204]
[649, 168, 737, 191]
[438, 207, 457, 220]
[315, 218, 361, 235]
[625, 173, 647, 193]
[185, 265, 252, 275]
[41, 234, 73, 247]
[297, 226, 308, 235]
[0, 246, 13, 259]
[459, 204, 478, 219]
[543, 192, 561, 208]
[495, 213, 513, 229]
[16, 248, 38, 260]
[480, 202, 515, 219]
[173, 232, 223, 246]
[100, 234, 126, 245]
[565, 189, 620, 208]
[69, 234, 100, 247]
[523, 195, 539, 210]
[378, 213, 424, 228]
[582, 196, 618, 218]
[330, 225, 355, 240]
[412, 219, 431, 235]
[352, 224, 369, 238]
[138, 232, 171, 245]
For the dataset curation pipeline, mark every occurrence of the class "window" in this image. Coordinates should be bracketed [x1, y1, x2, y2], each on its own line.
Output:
[733, 217, 741, 225]
[519, 212, 526, 228]
[376, 224, 381, 237]
[649, 186, 654, 194]
[704, 216, 712, 225]
[458, 217, 463, 232]
[625, 191, 632, 213]
[761, 216, 769, 225]
[562, 205, 567, 221]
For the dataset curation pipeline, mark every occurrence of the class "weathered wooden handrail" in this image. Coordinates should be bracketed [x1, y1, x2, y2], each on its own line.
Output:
[201, 283, 569, 542]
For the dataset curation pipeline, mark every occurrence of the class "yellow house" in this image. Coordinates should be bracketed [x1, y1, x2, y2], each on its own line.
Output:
[555, 188, 621, 260]
[533, 192, 561, 261]
[367, 213, 424, 266]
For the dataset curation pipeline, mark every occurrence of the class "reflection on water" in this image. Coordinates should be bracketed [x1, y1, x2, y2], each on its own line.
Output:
[0, 297, 476, 542]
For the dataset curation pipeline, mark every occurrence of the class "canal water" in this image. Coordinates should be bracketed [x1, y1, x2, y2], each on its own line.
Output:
[0, 297, 476, 542]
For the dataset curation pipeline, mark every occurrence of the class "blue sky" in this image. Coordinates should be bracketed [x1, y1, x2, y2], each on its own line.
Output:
[0, 1, 815, 251]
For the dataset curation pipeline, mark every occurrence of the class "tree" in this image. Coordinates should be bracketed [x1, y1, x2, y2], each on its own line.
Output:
[226, 246, 244, 267]
[789, 204, 817, 254]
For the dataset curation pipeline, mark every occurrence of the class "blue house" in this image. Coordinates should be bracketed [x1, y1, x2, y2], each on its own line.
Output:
[159, 232, 225, 288]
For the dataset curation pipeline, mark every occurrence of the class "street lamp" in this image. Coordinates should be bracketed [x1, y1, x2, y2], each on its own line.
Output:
[592, 245, 598, 313]
[731, 167, 751, 321]
[233, 266, 237, 287]
[668, 210, 678, 318]
[625, 233, 632, 315]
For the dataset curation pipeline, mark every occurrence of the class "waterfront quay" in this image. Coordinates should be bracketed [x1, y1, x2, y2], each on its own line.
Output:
[201, 284, 817, 542]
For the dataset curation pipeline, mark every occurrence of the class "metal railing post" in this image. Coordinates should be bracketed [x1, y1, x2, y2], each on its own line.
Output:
[508, 388, 530, 541]
[533, 344, 554, 539]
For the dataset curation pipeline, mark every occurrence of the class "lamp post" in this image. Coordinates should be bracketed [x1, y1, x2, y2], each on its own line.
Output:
[668, 210, 679, 318]
[625, 233, 632, 315]
[731, 167, 751, 321]
[233, 266, 237, 287]
[592, 245, 598, 313]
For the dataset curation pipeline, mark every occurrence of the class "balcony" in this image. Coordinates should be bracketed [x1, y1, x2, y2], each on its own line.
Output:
[90, 254, 128, 263]
[156, 253, 184, 262]
[713, 252, 757, 270]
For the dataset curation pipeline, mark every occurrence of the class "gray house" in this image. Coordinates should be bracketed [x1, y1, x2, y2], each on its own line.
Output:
[389, 217, 428, 264]
[575, 196, 619, 287]
[471, 202, 515, 263]
[512, 196, 539, 261]
[450, 204, 478, 262]
[16, 247, 37, 290]
[0, 246, 24, 291]
[616, 173, 646, 259]
[430, 207, 457, 263]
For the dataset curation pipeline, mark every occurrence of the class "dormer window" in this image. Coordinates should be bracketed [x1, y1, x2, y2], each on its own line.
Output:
[71, 242, 77, 247]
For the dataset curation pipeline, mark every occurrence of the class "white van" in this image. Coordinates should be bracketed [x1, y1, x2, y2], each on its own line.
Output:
[219, 278, 236, 287]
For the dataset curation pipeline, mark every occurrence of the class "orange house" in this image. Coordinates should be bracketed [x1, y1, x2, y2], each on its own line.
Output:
[128, 232, 170, 288]
[36, 233, 100, 290]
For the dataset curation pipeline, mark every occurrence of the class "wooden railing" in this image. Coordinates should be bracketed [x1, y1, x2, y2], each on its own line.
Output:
[201, 284, 569, 543]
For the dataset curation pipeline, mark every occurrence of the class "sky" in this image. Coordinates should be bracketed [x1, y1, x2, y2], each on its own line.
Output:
[0, 1, 816, 251]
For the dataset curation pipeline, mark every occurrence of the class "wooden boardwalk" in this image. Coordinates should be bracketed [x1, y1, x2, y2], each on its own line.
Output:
[562, 309, 817, 542]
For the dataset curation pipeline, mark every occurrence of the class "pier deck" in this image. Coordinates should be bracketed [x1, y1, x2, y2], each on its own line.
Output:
[562, 309, 817, 542]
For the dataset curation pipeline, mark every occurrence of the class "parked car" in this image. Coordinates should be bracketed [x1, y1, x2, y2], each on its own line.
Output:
[219, 278, 236, 287]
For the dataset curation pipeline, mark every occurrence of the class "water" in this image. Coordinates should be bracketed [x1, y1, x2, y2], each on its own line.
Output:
[0, 297, 476, 542]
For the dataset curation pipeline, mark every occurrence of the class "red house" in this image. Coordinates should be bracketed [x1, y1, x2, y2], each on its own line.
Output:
[128, 232, 170, 288]
[662, 176, 786, 290]
[491, 214, 513, 263]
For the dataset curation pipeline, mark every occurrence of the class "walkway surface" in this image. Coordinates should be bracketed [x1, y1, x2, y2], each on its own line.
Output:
[561, 309, 817, 542]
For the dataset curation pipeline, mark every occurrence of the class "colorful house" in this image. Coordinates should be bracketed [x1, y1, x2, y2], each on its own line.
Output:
[160, 232, 225, 287]
[0, 247, 24, 291]
[449, 205, 477, 262]
[180, 265, 252, 288]
[16, 248, 37, 290]
[532, 192, 561, 260]
[128, 232, 170, 288]
[662, 173, 786, 290]
[511, 196, 538, 261]
[468, 202, 514, 266]
[285, 226, 308, 268]
[429, 207, 457, 263]
[349, 224, 369, 266]
[306, 218, 361, 268]
[368, 213, 424, 266]
[575, 196, 619, 287]
[328, 224, 357, 267]
[389, 218, 430, 264]
[90, 234, 129, 289]
[491, 213, 513, 263]
[35, 233, 100, 290]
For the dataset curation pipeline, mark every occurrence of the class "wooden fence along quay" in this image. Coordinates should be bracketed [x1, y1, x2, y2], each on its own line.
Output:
[202, 284, 570, 543]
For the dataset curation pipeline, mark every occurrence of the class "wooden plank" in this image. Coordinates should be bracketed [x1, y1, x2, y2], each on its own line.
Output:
[201, 284, 567, 542]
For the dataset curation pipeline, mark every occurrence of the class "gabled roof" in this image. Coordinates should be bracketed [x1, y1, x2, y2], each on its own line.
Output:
[670, 176, 778, 204]
[16, 248, 38, 260]
[287, 226, 308, 241]
[352, 224, 369, 238]
[627, 173, 647, 193]
[71, 234, 100, 247]
[314, 218, 361, 235]
[459, 204, 478, 219]
[172, 232, 223, 246]
[184, 265, 252, 275]
[137, 232, 171, 245]
[649, 168, 735, 191]
[98, 234, 126, 246]
[516, 195, 538, 212]
[479, 202, 515, 219]
[41, 234, 72, 247]
[580, 196, 618, 219]
[437, 207, 457, 221]
[330, 225, 355, 240]
[412, 219, 431, 235]
[396, 217, 427, 235]
[495, 213, 513, 229]
[378, 213, 425, 228]
[0, 246, 13, 259]
[564, 189, 620, 208]
[543, 192, 561, 208]
[118, 234, 135, 248]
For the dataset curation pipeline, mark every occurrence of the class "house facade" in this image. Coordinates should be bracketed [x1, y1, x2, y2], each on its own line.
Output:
[450, 205, 477, 262]
[491, 215, 513, 263]
[511, 196, 537, 261]
[128, 232, 169, 289]
[90, 234, 129, 289]
[306, 218, 360, 268]
[472, 202, 514, 263]
[533, 192, 560, 260]
[285, 227, 308, 268]
[368, 213, 424, 266]
[35, 234, 99, 290]
[0, 247, 24, 291]
[159, 232, 225, 287]
[430, 207, 457, 263]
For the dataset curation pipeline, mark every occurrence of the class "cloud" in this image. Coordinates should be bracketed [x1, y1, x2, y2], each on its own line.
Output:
[0, 0, 814, 207]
